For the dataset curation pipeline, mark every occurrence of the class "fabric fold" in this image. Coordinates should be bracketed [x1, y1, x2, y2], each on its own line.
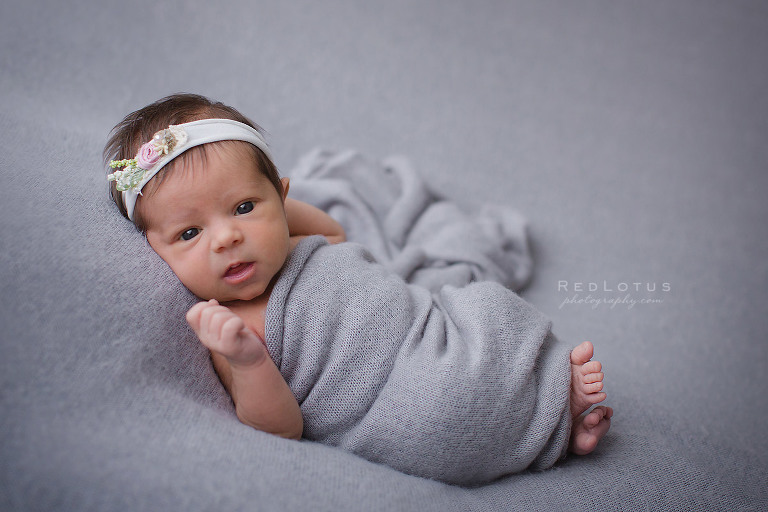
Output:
[266, 237, 571, 486]
[288, 149, 533, 292]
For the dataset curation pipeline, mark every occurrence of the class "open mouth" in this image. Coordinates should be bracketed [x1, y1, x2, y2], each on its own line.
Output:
[223, 262, 255, 283]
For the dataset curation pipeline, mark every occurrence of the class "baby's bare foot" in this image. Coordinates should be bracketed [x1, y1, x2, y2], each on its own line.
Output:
[569, 406, 613, 455]
[570, 341, 607, 418]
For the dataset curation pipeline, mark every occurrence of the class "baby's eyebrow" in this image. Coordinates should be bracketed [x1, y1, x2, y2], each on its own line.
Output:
[160, 205, 193, 221]
[220, 185, 267, 203]
[155, 209, 199, 231]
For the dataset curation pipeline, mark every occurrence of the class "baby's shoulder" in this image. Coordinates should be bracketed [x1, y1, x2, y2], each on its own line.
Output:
[297, 237, 389, 283]
[300, 236, 378, 265]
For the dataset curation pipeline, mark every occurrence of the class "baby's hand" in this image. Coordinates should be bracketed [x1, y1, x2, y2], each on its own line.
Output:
[186, 299, 268, 367]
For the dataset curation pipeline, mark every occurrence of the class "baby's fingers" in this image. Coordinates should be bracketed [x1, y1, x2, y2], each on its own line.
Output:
[220, 315, 247, 344]
[200, 314, 242, 355]
[185, 302, 207, 330]
[199, 303, 237, 339]
[210, 309, 244, 340]
[186, 299, 219, 331]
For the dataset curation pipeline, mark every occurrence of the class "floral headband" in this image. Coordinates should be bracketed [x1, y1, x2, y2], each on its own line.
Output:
[107, 118, 272, 221]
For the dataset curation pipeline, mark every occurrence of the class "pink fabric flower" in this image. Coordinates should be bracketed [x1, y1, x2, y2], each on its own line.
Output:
[136, 142, 161, 169]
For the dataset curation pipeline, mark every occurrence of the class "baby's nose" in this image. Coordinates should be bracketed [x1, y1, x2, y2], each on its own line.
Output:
[212, 222, 243, 252]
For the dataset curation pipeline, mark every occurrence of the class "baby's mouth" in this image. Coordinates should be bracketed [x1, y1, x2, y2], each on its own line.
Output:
[223, 262, 255, 283]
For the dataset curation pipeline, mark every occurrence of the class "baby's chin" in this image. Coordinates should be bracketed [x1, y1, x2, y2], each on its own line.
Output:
[184, 275, 275, 303]
[194, 294, 252, 304]
[194, 288, 264, 304]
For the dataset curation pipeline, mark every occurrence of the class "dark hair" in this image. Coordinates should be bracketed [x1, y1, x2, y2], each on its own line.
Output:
[103, 93, 282, 232]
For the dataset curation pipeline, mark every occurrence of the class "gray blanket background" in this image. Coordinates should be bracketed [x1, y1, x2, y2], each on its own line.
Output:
[2, 1, 767, 510]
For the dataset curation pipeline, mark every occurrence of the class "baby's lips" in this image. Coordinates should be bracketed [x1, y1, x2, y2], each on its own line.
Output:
[224, 262, 249, 278]
[222, 262, 257, 284]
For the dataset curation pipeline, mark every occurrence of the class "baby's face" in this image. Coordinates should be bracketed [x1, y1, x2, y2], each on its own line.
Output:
[141, 142, 290, 302]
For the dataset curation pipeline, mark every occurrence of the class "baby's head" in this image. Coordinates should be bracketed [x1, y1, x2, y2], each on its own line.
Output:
[104, 93, 283, 230]
[104, 93, 291, 302]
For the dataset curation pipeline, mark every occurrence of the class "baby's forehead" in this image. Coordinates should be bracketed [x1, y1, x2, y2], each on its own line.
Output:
[141, 170, 264, 227]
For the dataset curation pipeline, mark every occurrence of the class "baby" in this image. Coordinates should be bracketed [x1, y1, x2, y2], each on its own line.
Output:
[105, 93, 612, 485]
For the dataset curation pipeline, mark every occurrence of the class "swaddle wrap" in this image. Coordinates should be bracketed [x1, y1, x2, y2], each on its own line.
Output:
[265, 236, 571, 485]
[288, 149, 533, 293]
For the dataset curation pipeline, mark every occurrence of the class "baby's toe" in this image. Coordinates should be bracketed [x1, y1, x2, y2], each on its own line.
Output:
[588, 391, 607, 404]
[583, 372, 604, 384]
[583, 409, 603, 428]
[582, 360, 602, 374]
[570, 341, 594, 365]
[583, 381, 604, 394]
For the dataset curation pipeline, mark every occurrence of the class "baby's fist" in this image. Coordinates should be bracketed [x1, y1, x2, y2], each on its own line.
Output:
[186, 299, 268, 367]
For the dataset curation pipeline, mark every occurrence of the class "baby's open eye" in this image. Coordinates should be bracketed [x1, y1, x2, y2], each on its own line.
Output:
[236, 201, 254, 215]
[181, 228, 199, 241]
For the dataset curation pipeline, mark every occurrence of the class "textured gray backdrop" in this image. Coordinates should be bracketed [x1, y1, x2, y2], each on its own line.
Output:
[1, 1, 766, 510]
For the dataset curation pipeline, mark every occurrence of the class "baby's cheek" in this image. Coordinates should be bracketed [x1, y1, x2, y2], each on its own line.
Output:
[171, 263, 208, 297]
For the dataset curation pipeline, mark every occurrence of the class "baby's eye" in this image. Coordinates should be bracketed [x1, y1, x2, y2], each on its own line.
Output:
[180, 228, 199, 241]
[236, 201, 254, 215]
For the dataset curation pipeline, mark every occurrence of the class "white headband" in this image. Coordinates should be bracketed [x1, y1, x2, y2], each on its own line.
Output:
[107, 118, 272, 221]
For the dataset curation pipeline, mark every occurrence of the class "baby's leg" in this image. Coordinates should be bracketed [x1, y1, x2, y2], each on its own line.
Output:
[570, 341, 606, 418]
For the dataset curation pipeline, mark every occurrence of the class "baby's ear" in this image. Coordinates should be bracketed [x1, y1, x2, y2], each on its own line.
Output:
[280, 177, 290, 202]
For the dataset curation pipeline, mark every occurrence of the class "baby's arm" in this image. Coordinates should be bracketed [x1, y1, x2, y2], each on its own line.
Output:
[284, 198, 346, 245]
[186, 300, 303, 440]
